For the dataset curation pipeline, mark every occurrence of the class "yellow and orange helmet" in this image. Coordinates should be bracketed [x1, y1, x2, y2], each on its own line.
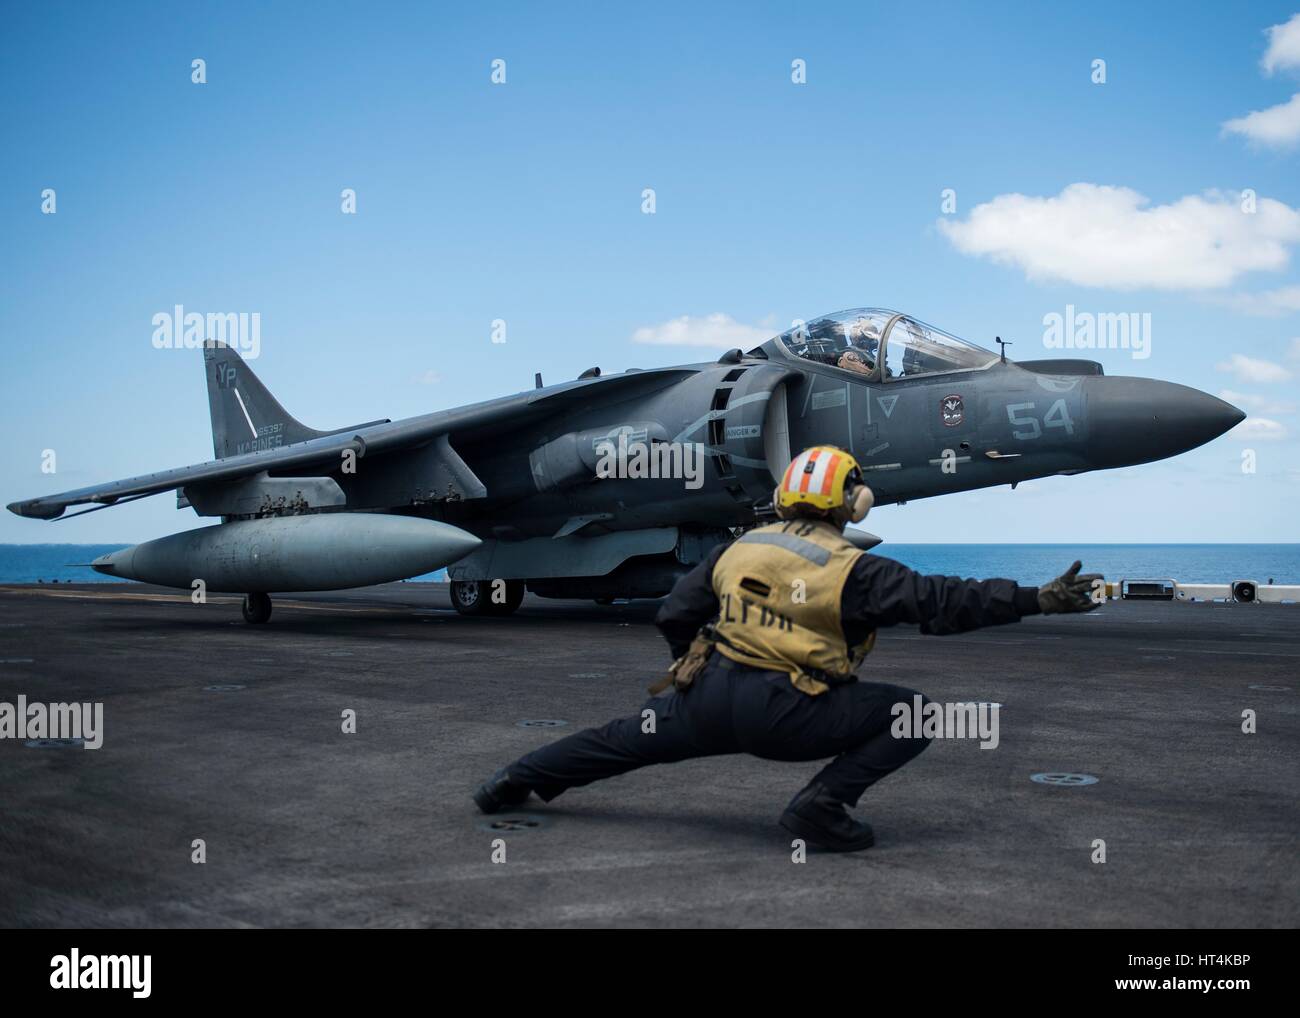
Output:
[775, 445, 874, 523]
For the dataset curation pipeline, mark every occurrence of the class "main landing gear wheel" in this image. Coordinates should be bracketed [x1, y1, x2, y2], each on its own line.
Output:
[242, 592, 272, 624]
[450, 579, 525, 617]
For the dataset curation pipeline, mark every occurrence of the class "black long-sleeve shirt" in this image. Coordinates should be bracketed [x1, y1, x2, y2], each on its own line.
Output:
[655, 541, 1042, 660]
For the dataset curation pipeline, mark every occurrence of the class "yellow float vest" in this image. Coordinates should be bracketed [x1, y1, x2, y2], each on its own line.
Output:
[711, 519, 875, 695]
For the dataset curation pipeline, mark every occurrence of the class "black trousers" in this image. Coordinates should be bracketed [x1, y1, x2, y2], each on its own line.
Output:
[509, 654, 932, 808]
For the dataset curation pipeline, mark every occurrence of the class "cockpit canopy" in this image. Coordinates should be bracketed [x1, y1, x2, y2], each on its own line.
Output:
[775, 307, 999, 380]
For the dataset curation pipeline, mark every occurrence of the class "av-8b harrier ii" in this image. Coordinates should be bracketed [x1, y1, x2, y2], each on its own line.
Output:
[9, 308, 1243, 623]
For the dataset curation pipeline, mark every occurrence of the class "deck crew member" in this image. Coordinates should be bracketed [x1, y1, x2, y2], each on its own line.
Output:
[475, 445, 1101, 851]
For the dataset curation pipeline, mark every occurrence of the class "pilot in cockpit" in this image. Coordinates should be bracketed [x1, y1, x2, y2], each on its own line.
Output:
[836, 349, 874, 375]
[835, 318, 881, 376]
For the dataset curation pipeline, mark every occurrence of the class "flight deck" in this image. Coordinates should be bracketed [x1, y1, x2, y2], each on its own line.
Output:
[0, 582, 1294, 928]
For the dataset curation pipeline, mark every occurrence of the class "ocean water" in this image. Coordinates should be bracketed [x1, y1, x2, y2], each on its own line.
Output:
[2, 543, 1297, 587]
[880, 545, 1300, 586]
[0, 545, 130, 584]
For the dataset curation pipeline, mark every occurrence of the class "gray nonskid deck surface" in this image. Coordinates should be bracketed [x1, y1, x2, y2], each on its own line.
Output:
[0, 582, 1295, 928]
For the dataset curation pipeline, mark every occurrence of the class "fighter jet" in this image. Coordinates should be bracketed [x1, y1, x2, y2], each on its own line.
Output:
[8, 308, 1244, 623]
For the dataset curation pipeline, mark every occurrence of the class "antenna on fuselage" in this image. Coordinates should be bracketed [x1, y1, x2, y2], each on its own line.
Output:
[995, 336, 1012, 363]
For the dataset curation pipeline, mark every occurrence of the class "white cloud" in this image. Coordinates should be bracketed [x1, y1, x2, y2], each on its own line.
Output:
[631, 313, 773, 348]
[1215, 284, 1300, 316]
[937, 184, 1300, 290]
[413, 370, 441, 384]
[1263, 13, 1300, 75]
[1228, 417, 1289, 440]
[1222, 92, 1300, 148]
[1218, 389, 1297, 414]
[1215, 353, 1293, 383]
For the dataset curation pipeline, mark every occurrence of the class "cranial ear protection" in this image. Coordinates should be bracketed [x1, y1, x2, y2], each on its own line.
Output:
[772, 484, 788, 518]
[771, 480, 874, 523]
[846, 483, 874, 523]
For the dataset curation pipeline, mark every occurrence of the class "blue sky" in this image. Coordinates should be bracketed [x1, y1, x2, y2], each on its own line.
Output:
[2, 0, 1299, 544]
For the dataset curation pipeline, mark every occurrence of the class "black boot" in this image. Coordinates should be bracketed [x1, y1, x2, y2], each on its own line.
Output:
[779, 782, 875, 852]
[473, 767, 533, 814]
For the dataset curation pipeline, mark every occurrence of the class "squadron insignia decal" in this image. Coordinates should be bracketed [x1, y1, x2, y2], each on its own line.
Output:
[941, 393, 965, 428]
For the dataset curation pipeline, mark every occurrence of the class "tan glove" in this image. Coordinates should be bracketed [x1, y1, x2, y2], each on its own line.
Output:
[1037, 560, 1104, 614]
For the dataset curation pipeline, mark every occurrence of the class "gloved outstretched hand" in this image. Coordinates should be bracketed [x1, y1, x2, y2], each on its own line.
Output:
[1037, 560, 1104, 614]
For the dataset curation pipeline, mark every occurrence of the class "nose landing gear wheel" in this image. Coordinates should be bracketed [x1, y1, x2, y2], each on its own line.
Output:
[242, 592, 272, 624]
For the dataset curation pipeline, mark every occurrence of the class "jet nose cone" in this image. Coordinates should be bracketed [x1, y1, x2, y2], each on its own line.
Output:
[1221, 398, 1248, 431]
[1088, 378, 1244, 469]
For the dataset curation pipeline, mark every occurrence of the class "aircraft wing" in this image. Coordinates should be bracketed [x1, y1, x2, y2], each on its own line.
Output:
[9, 428, 389, 520]
[8, 359, 697, 521]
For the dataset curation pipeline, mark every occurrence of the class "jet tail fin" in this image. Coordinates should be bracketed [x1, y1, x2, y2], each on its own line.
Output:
[203, 341, 325, 459]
